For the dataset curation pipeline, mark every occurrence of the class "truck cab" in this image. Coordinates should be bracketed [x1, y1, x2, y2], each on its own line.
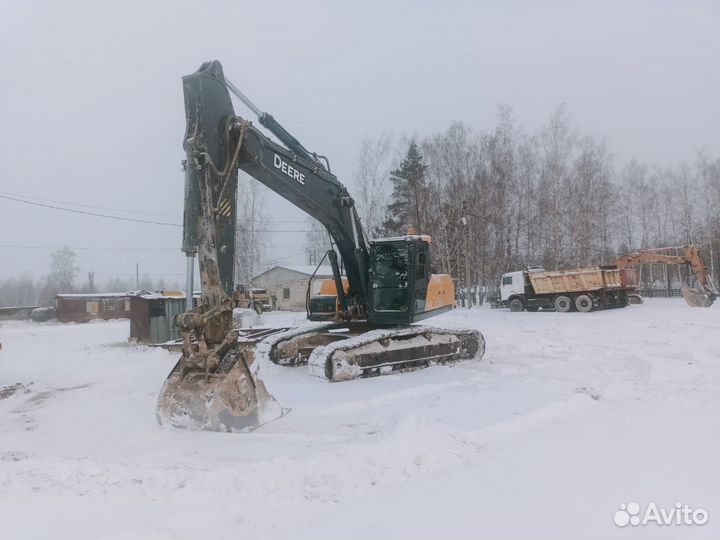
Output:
[499, 271, 526, 303]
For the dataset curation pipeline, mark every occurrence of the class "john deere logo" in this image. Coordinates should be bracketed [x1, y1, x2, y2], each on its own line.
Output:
[273, 154, 305, 185]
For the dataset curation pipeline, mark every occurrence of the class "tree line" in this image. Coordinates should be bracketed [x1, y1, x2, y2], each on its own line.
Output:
[4, 104, 716, 308]
[351, 105, 720, 291]
[0, 247, 180, 308]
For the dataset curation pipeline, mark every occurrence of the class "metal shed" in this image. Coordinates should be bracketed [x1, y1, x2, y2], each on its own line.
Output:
[129, 292, 198, 344]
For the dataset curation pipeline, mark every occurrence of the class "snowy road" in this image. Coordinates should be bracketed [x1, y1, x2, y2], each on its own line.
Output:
[1, 300, 719, 539]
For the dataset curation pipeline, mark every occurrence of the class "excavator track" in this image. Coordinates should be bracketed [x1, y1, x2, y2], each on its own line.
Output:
[257, 324, 485, 382]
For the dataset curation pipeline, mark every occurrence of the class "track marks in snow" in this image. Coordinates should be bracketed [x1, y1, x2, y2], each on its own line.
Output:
[0, 415, 485, 505]
[0, 391, 605, 512]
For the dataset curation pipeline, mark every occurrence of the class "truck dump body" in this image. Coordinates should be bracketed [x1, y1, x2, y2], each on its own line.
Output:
[528, 267, 624, 295]
[500, 266, 634, 312]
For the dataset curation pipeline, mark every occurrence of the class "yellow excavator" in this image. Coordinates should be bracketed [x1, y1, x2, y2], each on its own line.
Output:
[155, 61, 484, 433]
[613, 245, 717, 307]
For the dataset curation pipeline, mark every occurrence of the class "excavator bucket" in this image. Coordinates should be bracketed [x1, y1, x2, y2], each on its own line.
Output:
[156, 344, 285, 432]
[682, 288, 716, 308]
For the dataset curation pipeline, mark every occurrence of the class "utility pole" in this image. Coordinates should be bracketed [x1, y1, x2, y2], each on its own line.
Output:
[136, 263, 139, 290]
[710, 241, 715, 281]
[462, 213, 472, 309]
[185, 255, 195, 312]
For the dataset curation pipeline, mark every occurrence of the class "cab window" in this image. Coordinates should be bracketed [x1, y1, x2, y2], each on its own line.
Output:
[416, 252, 426, 279]
[371, 243, 409, 312]
[502, 276, 513, 286]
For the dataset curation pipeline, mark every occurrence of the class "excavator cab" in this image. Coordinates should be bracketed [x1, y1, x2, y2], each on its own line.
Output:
[368, 236, 454, 325]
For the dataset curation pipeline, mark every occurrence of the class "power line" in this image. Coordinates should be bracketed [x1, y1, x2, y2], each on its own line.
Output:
[0, 191, 181, 219]
[268, 249, 310, 262]
[0, 190, 317, 224]
[0, 195, 321, 231]
[0, 195, 182, 227]
[238, 228, 314, 233]
[0, 243, 178, 252]
[0, 242, 308, 251]
[92, 271, 186, 277]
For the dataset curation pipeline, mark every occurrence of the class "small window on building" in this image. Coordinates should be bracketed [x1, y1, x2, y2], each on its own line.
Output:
[283, 288, 290, 300]
[86, 301, 99, 314]
[502, 276, 513, 286]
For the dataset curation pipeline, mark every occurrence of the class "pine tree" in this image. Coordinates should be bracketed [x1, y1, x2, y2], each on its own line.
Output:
[384, 141, 427, 235]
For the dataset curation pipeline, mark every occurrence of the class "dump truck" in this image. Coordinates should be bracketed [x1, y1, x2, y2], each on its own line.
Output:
[499, 266, 636, 312]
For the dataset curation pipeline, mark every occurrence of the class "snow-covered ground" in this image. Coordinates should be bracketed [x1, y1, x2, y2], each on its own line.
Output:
[1, 300, 719, 539]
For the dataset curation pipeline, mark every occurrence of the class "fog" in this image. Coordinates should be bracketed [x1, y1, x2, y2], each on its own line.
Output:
[1, 0, 718, 282]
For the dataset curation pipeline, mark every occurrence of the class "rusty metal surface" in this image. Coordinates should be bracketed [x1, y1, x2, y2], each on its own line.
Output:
[56, 295, 131, 323]
[528, 268, 624, 295]
[156, 346, 284, 432]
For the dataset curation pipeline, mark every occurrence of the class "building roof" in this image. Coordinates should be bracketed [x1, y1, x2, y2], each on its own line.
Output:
[253, 265, 337, 280]
[56, 292, 131, 299]
[133, 290, 202, 300]
[56, 291, 202, 300]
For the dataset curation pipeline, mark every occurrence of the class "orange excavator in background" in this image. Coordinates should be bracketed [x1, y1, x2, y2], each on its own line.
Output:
[613, 245, 718, 307]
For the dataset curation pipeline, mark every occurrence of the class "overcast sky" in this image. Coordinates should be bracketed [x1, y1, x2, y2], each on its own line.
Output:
[1, 0, 718, 284]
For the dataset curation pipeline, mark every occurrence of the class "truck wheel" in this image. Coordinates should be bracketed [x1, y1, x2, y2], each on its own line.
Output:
[509, 298, 524, 312]
[575, 294, 593, 312]
[554, 295, 572, 313]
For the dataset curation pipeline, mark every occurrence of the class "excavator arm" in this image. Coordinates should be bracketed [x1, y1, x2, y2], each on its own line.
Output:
[182, 61, 370, 320]
[614, 245, 717, 307]
[158, 61, 374, 432]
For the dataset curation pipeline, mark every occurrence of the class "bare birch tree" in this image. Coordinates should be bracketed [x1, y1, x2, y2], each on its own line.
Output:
[235, 172, 270, 286]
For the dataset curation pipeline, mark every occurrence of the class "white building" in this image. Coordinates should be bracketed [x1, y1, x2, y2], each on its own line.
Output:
[251, 265, 335, 311]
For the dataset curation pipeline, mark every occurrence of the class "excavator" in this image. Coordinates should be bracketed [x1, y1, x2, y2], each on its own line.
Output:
[156, 61, 484, 433]
[613, 245, 718, 307]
